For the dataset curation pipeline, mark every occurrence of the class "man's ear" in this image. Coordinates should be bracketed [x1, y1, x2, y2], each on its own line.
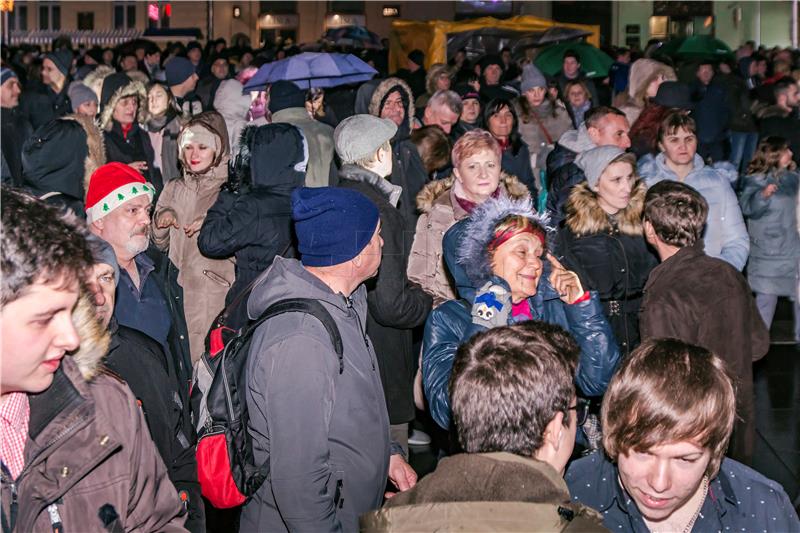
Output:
[542, 411, 566, 453]
[587, 126, 600, 144]
[643, 219, 656, 241]
[657, 140, 665, 153]
[91, 218, 104, 233]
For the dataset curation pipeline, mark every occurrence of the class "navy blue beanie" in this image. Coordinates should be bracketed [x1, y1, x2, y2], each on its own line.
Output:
[166, 57, 196, 87]
[291, 187, 380, 267]
[1, 67, 17, 85]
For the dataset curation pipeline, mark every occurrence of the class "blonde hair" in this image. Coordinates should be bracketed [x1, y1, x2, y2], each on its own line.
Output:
[451, 129, 501, 169]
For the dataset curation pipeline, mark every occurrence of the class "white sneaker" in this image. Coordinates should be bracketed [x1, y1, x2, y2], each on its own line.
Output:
[408, 428, 431, 446]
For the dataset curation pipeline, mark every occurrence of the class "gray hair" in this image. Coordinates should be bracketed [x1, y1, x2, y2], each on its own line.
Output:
[427, 89, 463, 116]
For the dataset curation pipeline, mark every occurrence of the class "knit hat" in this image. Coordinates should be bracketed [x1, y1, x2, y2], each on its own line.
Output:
[653, 81, 693, 110]
[520, 64, 547, 93]
[480, 55, 504, 73]
[86, 234, 120, 285]
[45, 49, 74, 77]
[268, 80, 305, 113]
[334, 115, 397, 164]
[85, 162, 155, 223]
[455, 83, 480, 101]
[166, 57, 196, 87]
[575, 145, 632, 191]
[408, 49, 425, 68]
[291, 187, 380, 267]
[68, 81, 98, 112]
[1, 67, 17, 85]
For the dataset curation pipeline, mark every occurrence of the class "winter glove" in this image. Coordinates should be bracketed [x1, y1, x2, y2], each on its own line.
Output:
[471, 282, 511, 328]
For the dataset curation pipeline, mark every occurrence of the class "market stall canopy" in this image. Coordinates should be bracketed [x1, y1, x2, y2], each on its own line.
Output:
[388, 15, 599, 73]
[243, 52, 377, 91]
[534, 41, 613, 78]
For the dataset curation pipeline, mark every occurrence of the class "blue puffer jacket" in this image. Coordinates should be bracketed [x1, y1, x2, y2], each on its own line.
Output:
[638, 153, 749, 271]
[422, 218, 621, 430]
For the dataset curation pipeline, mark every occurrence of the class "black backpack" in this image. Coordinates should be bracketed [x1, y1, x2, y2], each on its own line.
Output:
[191, 298, 343, 509]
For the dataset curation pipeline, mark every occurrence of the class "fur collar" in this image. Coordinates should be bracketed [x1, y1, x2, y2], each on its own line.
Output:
[70, 293, 111, 380]
[415, 172, 529, 213]
[564, 180, 646, 237]
[61, 114, 106, 196]
[98, 79, 148, 132]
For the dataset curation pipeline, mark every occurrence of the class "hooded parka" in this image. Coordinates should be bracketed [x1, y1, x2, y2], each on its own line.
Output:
[614, 59, 676, 126]
[152, 111, 235, 363]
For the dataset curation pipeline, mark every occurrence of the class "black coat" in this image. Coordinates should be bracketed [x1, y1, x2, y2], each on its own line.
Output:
[553, 182, 658, 355]
[104, 120, 164, 193]
[501, 143, 537, 198]
[22, 82, 71, 129]
[0, 106, 32, 187]
[545, 141, 584, 228]
[758, 106, 800, 166]
[338, 165, 433, 424]
[103, 321, 204, 532]
[391, 138, 429, 228]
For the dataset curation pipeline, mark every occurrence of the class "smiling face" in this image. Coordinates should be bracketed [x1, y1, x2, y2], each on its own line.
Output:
[380, 90, 405, 127]
[659, 126, 697, 166]
[182, 140, 216, 173]
[618, 441, 711, 523]
[490, 232, 544, 303]
[453, 148, 501, 203]
[596, 160, 635, 215]
[1, 277, 81, 395]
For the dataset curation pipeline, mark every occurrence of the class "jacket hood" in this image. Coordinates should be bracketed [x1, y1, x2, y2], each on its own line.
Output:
[446, 195, 552, 297]
[565, 180, 646, 237]
[70, 293, 111, 380]
[213, 79, 251, 121]
[98, 73, 147, 131]
[557, 124, 595, 153]
[415, 172, 529, 213]
[247, 255, 366, 320]
[354, 79, 381, 114]
[642, 152, 738, 184]
[425, 64, 452, 96]
[22, 114, 106, 200]
[82, 65, 115, 102]
[755, 104, 790, 120]
[369, 77, 414, 133]
[627, 59, 676, 104]
[232, 123, 308, 190]
[178, 110, 231, 173]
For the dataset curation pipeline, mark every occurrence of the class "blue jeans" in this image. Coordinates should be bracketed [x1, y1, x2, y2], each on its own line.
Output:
[730, 131, 759, 175]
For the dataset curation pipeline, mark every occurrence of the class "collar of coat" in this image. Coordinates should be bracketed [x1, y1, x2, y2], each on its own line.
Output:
[415, 171, 529, 214]
[339, 164, 402, 207]
[644, 242, 705, 291]
[564, 180, 647, 237]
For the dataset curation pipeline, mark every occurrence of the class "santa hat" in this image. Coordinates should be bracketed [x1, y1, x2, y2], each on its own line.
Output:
[85, 162, 154, 223]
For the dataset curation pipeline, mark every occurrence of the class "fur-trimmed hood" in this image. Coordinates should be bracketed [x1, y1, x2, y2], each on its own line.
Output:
[425, 63, 452, 96]
[65, 114, 106, 193]
[70, 293, 111, 380]
[368, 77, 414, 133]
[626, 59, 676, 105]
[415, 172, 529, 213]
[98, 73, 148, 131]
[564, 180, 646, 237]
[82, 65, 115, 102]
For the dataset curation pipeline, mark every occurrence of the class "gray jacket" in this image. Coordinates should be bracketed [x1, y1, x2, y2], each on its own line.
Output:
[740, 170, 800, 296]
[241, 257, 396, 532]
[272, 107, 335, 188]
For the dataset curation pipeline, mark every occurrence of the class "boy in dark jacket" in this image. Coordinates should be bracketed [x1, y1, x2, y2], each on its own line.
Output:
[335, 114, 433, 452]
[639, 181, 770, 464]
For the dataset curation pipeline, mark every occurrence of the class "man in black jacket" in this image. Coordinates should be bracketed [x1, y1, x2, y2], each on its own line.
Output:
[85, 234, 204, 532]
[23, 48, 73, 129]
[335, 114, 433, 452]
[757, 78, 800, 166]
[0, 67, 32, 186]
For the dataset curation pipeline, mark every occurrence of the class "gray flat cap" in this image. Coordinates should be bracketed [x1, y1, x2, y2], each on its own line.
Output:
[334, 114, 397, 164]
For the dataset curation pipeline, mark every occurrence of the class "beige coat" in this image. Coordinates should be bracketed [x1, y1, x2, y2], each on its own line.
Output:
[407, 173, 529, 307]
[152, 112, 235, 363]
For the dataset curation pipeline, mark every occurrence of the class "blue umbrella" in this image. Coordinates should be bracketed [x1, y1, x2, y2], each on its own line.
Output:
[243, 52, 377, 91]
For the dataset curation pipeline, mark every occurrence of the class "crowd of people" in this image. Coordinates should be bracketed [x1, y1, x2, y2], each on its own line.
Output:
[2, 34, 800, 532]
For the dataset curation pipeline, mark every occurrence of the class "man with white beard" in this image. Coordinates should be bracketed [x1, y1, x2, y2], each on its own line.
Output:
[86, 162, 190, 378]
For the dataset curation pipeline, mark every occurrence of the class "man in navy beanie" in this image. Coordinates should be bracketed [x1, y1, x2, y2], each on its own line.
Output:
[166, 56, 202, 117]
[241, 187, 417, 532]
[25, 48, 73, 128]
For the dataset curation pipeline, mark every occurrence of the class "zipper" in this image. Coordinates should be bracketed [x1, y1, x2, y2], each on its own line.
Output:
[346, 296, 374, 370]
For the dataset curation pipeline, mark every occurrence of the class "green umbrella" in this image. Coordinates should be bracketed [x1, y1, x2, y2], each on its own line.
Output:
[676, 35, 733, 61]
[652, 37, 685, 60]
[534, 41, 613, 78]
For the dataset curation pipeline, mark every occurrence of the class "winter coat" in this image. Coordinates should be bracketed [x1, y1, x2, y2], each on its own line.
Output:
[103, 320, 203, 532]
[757, 105, 800, 166]
[0, 106, 32, 187]
[22, 80, 72, 129]
[361, 452, 607, 532]
[391, 137, 430, 227]
[739, 170, 800, 296]
[423, 218, 621, 430]
[369, 78, 415, 143]
[0, 297, 187, 532]
[629, 103, 671, 158]
[153, 112, 235, 363]
[213, 79, 251, 156]
[198, 123, 307, 330]
[21, 114, 105, 216]
[567, 451, 799, 532]
[407, 172, 529, 307]
[639, 244, 770, 463]
[717, 72, 757, 133]
[241, 256, 398, 532]
[545, 124, 596, 227]
[272, 107, 335, 187]
[690, 79, 731, 145]
[501, 141, 537, 197]
[99, 74, 163, 192]
[554, 181, 658, 354]
[638, 153, 749, 270]
[338, 164, 433, 424]
[615, 59, 676, 126]
[145, 112, 183, 183]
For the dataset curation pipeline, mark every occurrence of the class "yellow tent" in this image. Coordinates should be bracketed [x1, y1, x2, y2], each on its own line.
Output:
[389, 15, 600, 73]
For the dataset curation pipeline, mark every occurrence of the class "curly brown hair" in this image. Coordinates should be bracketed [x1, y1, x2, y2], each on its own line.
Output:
[746, 136, 796, 175]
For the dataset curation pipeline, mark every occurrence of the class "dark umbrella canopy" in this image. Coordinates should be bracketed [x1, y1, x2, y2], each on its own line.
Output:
[243, 52, 377, 91]
[323, 26, 383, 49]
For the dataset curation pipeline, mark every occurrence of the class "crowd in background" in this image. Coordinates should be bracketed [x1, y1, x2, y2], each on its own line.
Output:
[2, 32, 800, 532]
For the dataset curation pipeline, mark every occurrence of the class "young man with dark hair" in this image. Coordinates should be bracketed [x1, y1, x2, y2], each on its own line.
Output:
[637, 180, 769, 464]
[361, 322, 605, 531]
[555, 49, 599, 107]
[757, 77, 800, 166]
[567, 338, 798, 531]
[638, 110, 749, 270]
[0, 187, 186, 531]
[690, 60, 730, 162]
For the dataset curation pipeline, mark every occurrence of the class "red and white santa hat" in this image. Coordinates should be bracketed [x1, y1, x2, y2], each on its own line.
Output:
[85, 162, 154, 223]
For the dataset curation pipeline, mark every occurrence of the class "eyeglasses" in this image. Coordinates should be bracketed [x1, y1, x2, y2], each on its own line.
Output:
[568, 398, 591, 427]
